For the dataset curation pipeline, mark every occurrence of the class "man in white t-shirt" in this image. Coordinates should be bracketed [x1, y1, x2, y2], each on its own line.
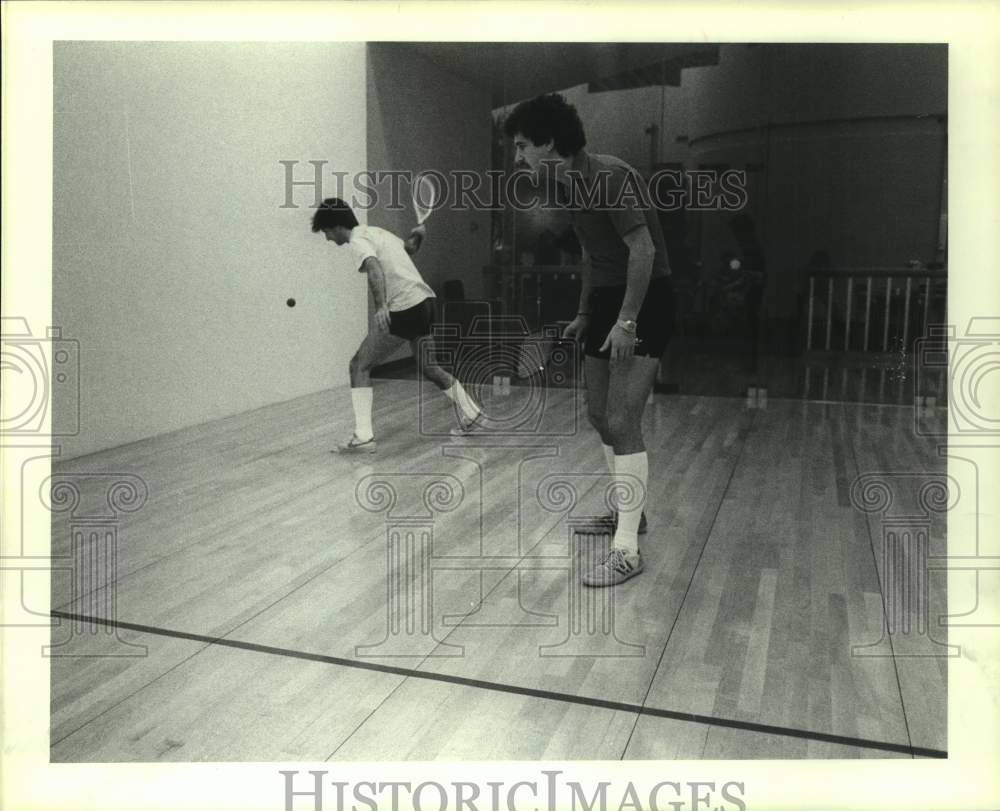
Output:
[312, 197, 482, 452]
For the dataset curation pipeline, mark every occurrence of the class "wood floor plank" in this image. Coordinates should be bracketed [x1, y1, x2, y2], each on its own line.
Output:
[49, 383, 444, 635]
[330, 678, 638, 761]
[642, 400, 910, 747]
[620, 715, 711, 759]
[50, 623, 210, 747]
[624, 714, 912, 759]
[50, 380, 943, 762]
[50, 462, 390, 634]
[51, 638, 406, 762]
[846, 402, 949, 752]
[414, 396, 752, 704]
[224, 419, 594, 666]
[700, 725, 910, 759]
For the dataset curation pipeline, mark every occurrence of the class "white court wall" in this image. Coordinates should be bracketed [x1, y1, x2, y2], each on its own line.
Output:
[53, 42, 368, 459]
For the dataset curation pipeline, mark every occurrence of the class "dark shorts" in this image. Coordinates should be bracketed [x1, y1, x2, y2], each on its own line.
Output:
[584, 276, 675, 360]
[389, 297, 435, 340]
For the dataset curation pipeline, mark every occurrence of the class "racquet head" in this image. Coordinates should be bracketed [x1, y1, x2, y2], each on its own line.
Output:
[412, 172, 439, 225]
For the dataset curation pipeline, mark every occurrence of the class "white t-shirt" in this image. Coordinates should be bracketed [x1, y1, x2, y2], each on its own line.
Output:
[348, 225, 435, 312]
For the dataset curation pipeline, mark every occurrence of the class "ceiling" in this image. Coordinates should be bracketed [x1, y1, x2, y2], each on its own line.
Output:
[398, 42, 720, 108]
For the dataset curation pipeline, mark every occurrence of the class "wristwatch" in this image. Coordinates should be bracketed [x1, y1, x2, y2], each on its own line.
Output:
[616, 319, 638, 334]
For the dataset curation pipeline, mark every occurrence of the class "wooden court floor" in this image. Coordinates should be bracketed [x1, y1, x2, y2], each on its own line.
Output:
[49, 379, 948, 761]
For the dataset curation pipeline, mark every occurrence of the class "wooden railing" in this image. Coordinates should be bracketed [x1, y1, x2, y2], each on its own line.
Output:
[805, 267, 947, 354]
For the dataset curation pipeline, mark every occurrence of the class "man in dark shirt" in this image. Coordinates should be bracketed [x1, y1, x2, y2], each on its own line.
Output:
[504, 94, 675, 587]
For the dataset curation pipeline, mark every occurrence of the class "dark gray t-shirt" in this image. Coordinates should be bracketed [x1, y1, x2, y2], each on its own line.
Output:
[566, 151, 671, 288]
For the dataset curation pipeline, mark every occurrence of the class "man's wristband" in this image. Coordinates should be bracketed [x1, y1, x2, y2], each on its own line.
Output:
[577, 311, 591, 317]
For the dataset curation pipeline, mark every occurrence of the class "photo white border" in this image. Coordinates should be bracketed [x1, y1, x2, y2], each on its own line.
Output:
[2, 2, 998, 809]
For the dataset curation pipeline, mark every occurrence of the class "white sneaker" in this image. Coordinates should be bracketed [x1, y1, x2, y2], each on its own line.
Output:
[582, 547, 644, 587]
[333, 434, 377, 454]
[449, 411, 487, 438]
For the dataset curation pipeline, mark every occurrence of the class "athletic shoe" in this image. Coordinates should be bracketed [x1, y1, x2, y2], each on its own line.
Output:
[573, 511, 648, 535]
[582, 547, 644, 587]
[333, 435, 377, 454]
[449, 411, 487, 438]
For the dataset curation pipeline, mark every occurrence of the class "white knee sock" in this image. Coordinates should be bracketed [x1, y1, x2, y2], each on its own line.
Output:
[445, 381, 480, 421]
[612, 451, 648, 553]
[351, 387, 374, 441]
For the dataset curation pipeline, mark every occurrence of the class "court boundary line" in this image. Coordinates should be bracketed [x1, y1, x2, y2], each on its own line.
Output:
[50, 610, 946, 759]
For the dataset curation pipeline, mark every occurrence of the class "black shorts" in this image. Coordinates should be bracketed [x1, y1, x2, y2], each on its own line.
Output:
[389, 297, 435, 340]
[584, 276, 675, 360]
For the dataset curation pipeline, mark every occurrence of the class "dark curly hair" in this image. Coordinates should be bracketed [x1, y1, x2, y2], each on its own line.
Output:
[311, 198, 359, 232]
[502, 93, 586, 157]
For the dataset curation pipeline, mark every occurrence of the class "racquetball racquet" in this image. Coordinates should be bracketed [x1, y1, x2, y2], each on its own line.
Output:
[411, 171, 439, 226]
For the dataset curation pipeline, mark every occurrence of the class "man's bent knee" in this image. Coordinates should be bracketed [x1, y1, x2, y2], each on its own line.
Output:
[349, 353, 373, 381]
